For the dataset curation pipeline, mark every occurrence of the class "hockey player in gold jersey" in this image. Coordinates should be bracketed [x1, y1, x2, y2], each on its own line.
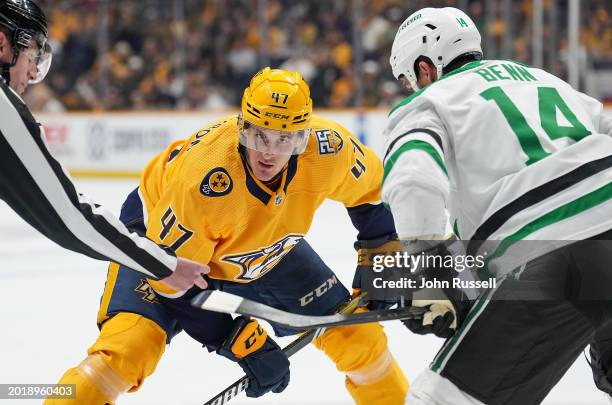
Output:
[46, 68, 408, 404]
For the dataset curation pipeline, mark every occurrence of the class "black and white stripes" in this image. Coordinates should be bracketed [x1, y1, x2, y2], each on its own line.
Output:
[0, 79, 176, 279]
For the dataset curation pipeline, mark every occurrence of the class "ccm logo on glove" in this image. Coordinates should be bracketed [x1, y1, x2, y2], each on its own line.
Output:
[232, 320, 267, 358]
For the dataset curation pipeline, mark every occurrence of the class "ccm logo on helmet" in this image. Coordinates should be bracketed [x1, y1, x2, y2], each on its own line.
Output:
[264, 112, 290, 120]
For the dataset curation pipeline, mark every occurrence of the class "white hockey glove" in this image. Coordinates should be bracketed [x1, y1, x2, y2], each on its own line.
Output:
[400, 238, 473, 339]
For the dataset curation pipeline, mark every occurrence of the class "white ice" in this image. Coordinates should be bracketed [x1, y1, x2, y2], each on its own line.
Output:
[0, 179, 608, 405]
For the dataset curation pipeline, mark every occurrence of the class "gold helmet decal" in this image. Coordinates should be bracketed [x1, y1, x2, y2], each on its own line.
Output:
[241, 67, 313, 132]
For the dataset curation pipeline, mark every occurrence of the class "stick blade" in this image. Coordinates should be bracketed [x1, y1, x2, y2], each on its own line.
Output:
[191, 290, 243, 314]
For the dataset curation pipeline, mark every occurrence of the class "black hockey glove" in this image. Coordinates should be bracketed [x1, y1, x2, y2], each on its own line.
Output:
[588, 330, 612, 396]
[353, 233, 402, 310]
[217, 316, 290, 398]
[400, 238, 473, 339]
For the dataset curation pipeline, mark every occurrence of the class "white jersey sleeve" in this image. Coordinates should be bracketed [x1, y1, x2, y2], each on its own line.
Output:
[382, 98, 449, 239]
[599, 113, 612, 137]
[576, 90, 612, 137]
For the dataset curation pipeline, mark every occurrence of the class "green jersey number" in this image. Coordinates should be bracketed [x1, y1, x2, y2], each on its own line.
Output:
[481, 86, 591, 165]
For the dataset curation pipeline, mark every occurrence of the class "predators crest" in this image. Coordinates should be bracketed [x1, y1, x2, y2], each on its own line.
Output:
[222, 234, 303, 281]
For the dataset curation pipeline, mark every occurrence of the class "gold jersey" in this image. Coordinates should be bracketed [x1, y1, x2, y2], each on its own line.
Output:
[140, 114, 384, 285]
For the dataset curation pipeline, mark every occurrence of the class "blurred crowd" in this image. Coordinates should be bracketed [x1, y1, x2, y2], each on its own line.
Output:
[25, 0, 612, 112]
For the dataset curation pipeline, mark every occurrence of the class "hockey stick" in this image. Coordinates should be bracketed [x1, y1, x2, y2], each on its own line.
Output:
[202, 294, 364, 405]
[191, 290, 427, 329]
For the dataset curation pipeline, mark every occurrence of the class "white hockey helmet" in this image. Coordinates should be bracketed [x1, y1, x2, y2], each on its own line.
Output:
[390, 7, 482, 92]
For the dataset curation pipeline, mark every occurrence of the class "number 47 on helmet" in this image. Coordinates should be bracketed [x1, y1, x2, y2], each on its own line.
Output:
[239, 67, 313, 156]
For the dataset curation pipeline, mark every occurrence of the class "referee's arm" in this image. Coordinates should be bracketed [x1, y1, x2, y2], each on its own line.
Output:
[0, 80, 176, 280]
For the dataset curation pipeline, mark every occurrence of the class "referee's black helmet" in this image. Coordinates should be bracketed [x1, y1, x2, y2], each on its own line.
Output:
[0, 0, 48, 50]
[0, 0, 50, 84]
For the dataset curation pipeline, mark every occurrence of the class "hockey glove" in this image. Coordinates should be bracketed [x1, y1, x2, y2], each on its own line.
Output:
[588, 333, 612, 396]
[353, 233, 402, 310]
[217, 316, 290, 398]
[400, 238, 473, 339]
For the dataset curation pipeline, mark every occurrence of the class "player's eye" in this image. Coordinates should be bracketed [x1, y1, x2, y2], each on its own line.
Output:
[255, 131, 269, 144]
[24, 51, 39, 65]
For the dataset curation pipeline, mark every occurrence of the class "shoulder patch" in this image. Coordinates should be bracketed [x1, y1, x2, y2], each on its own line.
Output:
[201, 167, 233, 197]
[315, 129, 344, 155]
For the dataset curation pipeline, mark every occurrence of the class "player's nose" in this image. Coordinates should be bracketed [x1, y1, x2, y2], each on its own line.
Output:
[27, 65, 37, 82]
[262, 152, 276, 161]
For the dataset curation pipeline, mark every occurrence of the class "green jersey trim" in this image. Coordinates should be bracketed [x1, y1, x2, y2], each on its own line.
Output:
[431, 286, 496, 372]
[383, 140, 448, 185]
[483, 182, 612, 274]
[389, 60, 484, 116]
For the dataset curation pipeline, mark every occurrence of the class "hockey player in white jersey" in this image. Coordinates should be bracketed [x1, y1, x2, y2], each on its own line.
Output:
[382, 7, 612, 405]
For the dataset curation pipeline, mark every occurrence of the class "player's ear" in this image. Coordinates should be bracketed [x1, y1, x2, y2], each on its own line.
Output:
[0, 31, 9, 57]
[417, 60, 437, 85]
[416, 61, 427, 77]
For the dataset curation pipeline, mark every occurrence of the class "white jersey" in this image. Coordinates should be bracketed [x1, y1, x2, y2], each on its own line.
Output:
[383, 59, 612, 275]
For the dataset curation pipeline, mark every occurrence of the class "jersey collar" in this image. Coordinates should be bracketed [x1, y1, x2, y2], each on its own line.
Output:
[240, 151, 299, 206]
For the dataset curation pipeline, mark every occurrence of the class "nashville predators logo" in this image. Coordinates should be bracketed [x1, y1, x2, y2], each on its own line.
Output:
[134, 280, 159, 304]
[223, 234, 304, 281]
[201, 167, 233, 197]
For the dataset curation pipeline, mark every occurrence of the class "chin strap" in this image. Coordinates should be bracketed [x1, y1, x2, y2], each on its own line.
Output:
[408, 77, 420, 93]
[0, 47, 19, 85]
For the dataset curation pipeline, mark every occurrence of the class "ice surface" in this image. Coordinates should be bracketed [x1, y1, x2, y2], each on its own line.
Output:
[0, 179, 607, 404]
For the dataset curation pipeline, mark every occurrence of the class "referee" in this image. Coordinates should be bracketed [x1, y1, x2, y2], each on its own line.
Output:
[0, 0, 209, 291]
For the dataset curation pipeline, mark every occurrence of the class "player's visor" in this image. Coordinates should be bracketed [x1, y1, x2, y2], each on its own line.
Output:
[15, 29, 52, 84]
[27, 41, 52, 84]
[239, 120, 310, 155]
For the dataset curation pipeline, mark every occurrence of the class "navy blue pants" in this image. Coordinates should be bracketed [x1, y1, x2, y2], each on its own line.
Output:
[99, 188, 351, 350]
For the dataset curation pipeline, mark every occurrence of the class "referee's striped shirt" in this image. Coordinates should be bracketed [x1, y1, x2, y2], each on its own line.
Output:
[0, 77, 176, 279]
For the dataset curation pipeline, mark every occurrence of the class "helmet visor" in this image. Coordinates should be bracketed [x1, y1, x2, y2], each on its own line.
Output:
[240, 121, 310, 155]
[27, 40, 52, 84]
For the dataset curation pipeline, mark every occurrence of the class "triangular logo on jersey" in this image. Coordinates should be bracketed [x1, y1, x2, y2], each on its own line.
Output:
[201, 167, 233, 197]
[222, 234, 304, 281]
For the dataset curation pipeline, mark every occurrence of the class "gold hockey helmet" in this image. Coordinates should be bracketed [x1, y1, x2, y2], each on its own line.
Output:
[239, 68, 313, 155]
